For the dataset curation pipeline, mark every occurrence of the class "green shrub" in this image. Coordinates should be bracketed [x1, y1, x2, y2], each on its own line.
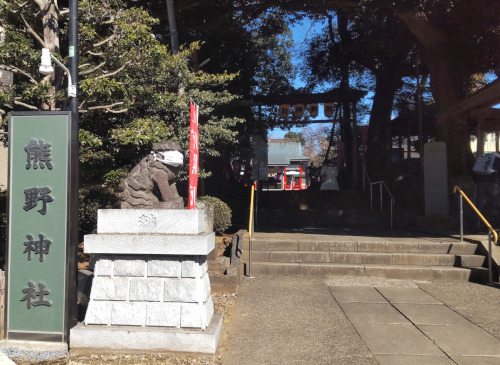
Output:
[198, 196, 232, 235]
[79, 186, 119, 241]
[103, 168, 129, 190]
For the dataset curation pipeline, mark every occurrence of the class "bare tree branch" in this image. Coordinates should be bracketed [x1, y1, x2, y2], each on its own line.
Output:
[106, 108, 128, 114]
[85, 51, 105, 56]
[103, 16, 115, 25]
[0, 65, 37, 84]
[81, 102, 128, 114]
[79, 61, 106, 76]
[13, 99, 39, 110]
[20, 13, 45, 48]
[0, 21, 28, 34]
[14, 1, 29, 8]
[94, 61, 131, 80]
[79, 99, 87, 110]
[93, 33, 116, 48]
[87, 102, 124, 111]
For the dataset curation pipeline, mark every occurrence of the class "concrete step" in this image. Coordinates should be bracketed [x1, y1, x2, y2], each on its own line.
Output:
[257, 209, 392, 229]
[259, 190, 370, 210]
[244, 250, 485, 267]
[247, 262, 488, 282]
[245, 239, 478, 255]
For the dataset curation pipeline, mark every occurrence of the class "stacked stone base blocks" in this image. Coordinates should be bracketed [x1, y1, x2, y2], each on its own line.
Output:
[86, 255, 213, 329]
[70, 209, 222, 353]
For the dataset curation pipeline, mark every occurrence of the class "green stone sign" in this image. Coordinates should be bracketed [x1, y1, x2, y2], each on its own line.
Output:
[6, 112, 77, 342]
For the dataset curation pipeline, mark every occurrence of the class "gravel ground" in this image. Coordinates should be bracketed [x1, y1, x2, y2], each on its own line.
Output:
[3, 282, 238, 365]
[1, 348, 69, 364]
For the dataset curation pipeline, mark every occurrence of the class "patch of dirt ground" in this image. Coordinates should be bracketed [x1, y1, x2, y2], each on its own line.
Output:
[12, 235, 238, 365]
[13, 289, 237, 365]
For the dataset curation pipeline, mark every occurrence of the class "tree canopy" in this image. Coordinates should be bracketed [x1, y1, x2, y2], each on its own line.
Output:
[0, 0, 247, 188]
[1, 0, 500, 188]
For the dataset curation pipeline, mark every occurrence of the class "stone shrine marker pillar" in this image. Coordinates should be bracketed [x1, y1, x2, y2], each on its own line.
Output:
[424, 142, 449, 216]
[417, 142, 454, 229]
[70, 208, 222, 353]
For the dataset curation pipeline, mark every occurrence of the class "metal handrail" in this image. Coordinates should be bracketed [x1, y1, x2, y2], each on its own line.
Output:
[247, 184, 255, 277]
[363, 163, 394, 229]
[370, 180, 395, 229]
[453, 186, 498, 244]
[453, 185, 497, 285]
[362, 162, 372, 192]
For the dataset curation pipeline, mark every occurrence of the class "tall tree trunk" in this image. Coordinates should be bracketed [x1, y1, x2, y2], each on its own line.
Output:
[425, 52, 474, 176]
[366, 65, 402, 178]
[36, 0, 60, 110]
[397, 11, 474, 177]
[336, 10, 353, 175]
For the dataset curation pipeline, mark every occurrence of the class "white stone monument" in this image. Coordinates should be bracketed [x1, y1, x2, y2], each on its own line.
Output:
[417, 142, 454, 229]
[70, 209, 222, 353]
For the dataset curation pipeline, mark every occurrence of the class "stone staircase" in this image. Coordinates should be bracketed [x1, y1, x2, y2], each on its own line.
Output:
[256, 190, 415, 229]
[239, 231, 490, 282]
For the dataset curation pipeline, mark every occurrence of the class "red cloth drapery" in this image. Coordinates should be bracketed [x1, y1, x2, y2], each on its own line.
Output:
[188, 101, 199, 209]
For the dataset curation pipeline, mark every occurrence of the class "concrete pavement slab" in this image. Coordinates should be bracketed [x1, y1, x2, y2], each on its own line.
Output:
[416, 281, 500, 339]
[223, 276, 377, 365]
[231, 231, 500, 363]
[0, 352, 16, 365]
[325, 277, 420, 288]
[394, 303, 475, 326]
[330, 286, 387, 303]
[374, 354, 455, 365]
[419, 325, 500, 356]
[450, 355, 500, 365]
[338, 302, 409, 325]
[354, 324, 446, 356]
[377, 287, 442, 304]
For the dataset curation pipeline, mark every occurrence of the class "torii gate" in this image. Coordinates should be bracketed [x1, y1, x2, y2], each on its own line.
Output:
[251, 88, 366, 188]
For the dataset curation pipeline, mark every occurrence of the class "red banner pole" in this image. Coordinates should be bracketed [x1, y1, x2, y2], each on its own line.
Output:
[188, 101, 199, 209]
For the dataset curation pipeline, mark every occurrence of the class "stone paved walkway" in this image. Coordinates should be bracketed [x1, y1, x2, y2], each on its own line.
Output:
[223, 276, 500, 365]
[331, 286, 500, 364]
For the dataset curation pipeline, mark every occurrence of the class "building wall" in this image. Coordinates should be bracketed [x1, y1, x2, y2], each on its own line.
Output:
[471, 133, 499, 154]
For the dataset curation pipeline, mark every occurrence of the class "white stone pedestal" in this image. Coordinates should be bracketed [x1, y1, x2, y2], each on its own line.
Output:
[70, 209, 222, 354]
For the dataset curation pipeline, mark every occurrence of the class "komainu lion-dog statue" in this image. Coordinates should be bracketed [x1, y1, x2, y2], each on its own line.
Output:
[118, 141, 184, 209]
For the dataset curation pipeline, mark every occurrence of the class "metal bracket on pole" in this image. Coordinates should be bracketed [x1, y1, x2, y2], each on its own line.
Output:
[49, 53, 77, 98]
